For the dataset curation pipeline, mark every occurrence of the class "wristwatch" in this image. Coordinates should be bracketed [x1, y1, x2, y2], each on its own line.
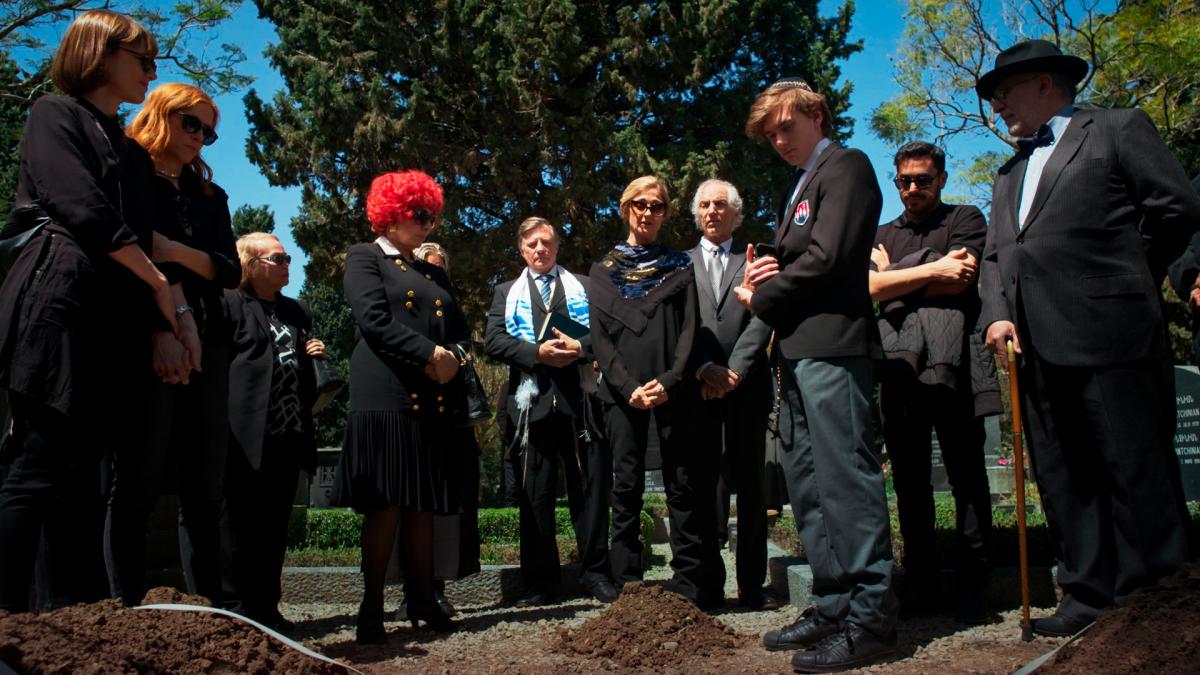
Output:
[175, 303, 194, 317]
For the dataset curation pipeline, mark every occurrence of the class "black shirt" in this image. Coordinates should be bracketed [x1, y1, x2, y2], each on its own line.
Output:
[873, 202, 987, 317]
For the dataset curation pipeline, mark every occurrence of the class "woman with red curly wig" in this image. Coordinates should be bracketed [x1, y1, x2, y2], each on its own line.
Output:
[337, 169, 469, 640]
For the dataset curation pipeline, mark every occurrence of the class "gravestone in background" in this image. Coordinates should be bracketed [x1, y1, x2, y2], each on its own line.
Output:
[1172, 366, 1200, 502]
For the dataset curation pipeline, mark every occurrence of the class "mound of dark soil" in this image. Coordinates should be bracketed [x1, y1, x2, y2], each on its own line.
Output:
[0, 588, 345, 674]
[1042, 564, 1200, 674]
[555, 582, 748, 669]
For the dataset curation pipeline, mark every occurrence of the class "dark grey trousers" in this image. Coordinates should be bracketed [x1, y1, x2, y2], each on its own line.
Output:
[779, 356, 897, 636]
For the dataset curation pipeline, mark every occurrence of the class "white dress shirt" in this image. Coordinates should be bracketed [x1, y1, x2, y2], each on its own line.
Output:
[1019, 104, 1075, 228]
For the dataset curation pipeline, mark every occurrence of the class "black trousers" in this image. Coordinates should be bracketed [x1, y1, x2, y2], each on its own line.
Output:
[514, 410, 611, 591]
[607, 397, 721, 604]
[708, 385, 771, 596]
[105, 340, 229, 606]
[1021, 352, 1188, 612]
[222, 436, 301, 618]
[880, 379, 992, 584]
[0, 393, 108, 611]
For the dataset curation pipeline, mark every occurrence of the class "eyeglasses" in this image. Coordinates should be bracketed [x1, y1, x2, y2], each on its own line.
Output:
[990, 75, 1042, 104]
[117, 45, 156, 74]
[254, 253, 292, 266]
[174, 112, 218, 146]
[629, 200, 667, 216]
[411, 208, 439, 226]
[892, 174, 937, 190]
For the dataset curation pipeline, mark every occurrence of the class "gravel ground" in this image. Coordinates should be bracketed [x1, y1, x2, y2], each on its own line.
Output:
[282, 544, 1067, 674]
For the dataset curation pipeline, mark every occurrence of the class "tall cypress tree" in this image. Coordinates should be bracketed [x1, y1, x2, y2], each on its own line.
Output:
[246, 0, 862, 319]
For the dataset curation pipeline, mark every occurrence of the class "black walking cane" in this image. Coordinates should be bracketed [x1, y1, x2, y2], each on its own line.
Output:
[1007, 340, 1034, 642]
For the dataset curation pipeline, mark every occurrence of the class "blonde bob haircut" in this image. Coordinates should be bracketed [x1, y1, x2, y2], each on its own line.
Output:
[618, 176, 671, 221]
[51, 9, 157, 96]
[744, 86, 833, 141]
[236, 232, 279, 289]
[414, 242, 450, 271]
[127, 83, 219, 194]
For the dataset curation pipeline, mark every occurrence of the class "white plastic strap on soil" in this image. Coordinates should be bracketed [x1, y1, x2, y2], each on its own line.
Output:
[1012, 621, 1095, 675]
[134, 604, 364, 674]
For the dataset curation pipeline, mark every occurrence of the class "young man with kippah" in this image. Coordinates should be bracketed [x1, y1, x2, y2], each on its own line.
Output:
[735, 78, 899, 672]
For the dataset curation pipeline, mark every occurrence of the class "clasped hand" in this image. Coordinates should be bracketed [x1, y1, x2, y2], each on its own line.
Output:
[424, 345, 460, 384]
[628, 379, 667, 409]
[536, 327, 581, 368]
[699, 364, 741, 400]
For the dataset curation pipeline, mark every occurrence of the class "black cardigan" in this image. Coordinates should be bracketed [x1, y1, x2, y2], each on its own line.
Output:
[588, 256, 698, 406]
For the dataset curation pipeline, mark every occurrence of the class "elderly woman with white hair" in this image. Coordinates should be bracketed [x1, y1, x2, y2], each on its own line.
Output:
[221, 232, 324, 631]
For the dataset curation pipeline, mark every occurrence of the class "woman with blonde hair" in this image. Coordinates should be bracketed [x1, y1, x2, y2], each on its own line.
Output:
[588, 176, 721, 609]
[221, 232, 324, 631]
[0, 9, 178, 612]
[105, 82, 240, 607]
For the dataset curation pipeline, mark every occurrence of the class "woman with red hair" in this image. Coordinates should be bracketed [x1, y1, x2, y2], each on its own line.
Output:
[104, 82, 240, 608]
[338, 170, 469, 640]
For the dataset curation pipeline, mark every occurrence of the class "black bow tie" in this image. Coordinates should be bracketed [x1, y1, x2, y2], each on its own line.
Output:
[1017, 125, 1054, 153]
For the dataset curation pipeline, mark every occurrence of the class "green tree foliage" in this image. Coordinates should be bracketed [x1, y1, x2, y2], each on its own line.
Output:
[299, 279, 355, 447]
[244, 0, 863, 324]
[2, 1, 251, 211]
[230, 203, 276, 236]
[871, 0, 1200, 362]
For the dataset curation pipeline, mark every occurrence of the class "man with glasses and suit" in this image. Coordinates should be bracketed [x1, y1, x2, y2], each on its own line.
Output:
[977, 40, 1199, 637]
[485, 217, 618, 607]
[687, 179, 776, 610]
[736, 78, 899, 672]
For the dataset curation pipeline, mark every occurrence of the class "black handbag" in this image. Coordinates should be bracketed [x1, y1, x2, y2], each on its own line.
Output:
[452, 344, 492, 425]
[0, 205, 51, 286]
[310, 356, 346, 414]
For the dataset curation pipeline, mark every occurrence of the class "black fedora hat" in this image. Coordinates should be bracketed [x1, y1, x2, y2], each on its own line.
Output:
[975, 39, 1088, 99]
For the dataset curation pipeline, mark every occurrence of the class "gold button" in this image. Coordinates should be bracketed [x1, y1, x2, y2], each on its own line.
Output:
[394, 259, 403, 266]
[407, 290, 415, 297]
[436, 395, 444, 401]
[405, 301, 413, 309]
[438, 405, 445, 412]
[410, 393, 418, 399]
[425, 273, 432, 279]
[412, 404, 420, 411]
[435, 299, 443, 307]
[436, 310, 444, 317]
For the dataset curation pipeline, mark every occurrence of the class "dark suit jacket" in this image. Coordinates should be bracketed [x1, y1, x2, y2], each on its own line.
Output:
[980, 106, 1200, 367]
[690, 241, 773, 387]
[223, 288, 318, 473]
[751, 142, 882, 359]
[484, 270, 593, 423]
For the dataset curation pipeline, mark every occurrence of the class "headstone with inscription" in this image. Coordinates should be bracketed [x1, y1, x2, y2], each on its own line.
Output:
[1173, 366, 1200, 502]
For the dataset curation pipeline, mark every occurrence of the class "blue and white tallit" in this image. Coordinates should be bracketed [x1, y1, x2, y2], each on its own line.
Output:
[503, 266, 589, 343]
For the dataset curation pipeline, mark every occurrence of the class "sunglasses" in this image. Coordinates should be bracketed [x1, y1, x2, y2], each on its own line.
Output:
[411, 208, 439, 226]
[990, 75, 1042, 104]
[892, 174, 937, 190]
[254, 253, 292, 266]
[117, 45, 157, 74]
[629, 200, 667, 216]
[175, 112, 219, 146]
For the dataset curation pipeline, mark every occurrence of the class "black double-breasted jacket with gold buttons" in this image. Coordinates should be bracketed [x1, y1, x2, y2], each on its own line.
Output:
[343, 241, 470, 420]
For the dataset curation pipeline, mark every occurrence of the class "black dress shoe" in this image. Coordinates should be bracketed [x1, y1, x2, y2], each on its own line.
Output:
[791, 623, 900, 673]
[586, 579, 621, 604]
[355, 604, 387, 644]
[739, 587, 783, 611]
[515, 589, 558, 607]
[434, 587, 458, 617]
[1030, 611, 1093, 637]
[408, 601, 457, 633]
[248, 609, 296, 633]
[762, 607, 842, 651]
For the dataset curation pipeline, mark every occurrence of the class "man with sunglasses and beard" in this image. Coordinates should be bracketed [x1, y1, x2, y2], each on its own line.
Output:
[868, 142, 1000, 624]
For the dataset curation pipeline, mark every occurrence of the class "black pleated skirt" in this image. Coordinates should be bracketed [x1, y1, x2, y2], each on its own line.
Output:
[335, 410, 459, 515]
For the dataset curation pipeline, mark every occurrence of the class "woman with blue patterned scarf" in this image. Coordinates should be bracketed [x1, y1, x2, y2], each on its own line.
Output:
[588, 176, 723, 610]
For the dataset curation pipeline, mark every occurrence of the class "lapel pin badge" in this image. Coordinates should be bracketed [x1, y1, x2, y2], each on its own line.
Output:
[793, 199, 810, 227]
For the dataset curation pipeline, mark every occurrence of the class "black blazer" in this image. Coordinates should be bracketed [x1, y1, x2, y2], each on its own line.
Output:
[750, 142, 883, 360]
[588, 256, 698, 405]
[689, 241, 773, 389]
[484, 270, 593, 423]
[223, 288, 318, 473]
[343, 242, 469, 419]
[980, 106, 1200, 367]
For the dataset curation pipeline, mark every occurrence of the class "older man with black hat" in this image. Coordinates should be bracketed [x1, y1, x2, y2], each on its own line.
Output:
[738, 77, 899, 672]
[977, 39, 1200, 637]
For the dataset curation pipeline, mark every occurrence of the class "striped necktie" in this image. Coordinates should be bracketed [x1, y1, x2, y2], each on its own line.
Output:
[537, 274, 553, 306]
